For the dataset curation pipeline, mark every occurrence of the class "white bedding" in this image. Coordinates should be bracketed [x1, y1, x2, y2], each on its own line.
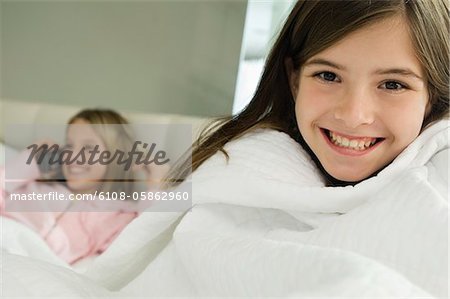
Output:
[1, 120, 448, 298]
[0, 142, 98, 273]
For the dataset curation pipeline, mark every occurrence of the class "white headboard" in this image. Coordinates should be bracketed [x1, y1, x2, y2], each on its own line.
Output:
[0, 99, 213, 157]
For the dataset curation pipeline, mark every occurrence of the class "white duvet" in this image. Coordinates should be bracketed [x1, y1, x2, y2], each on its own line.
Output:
[1, 120, 448, 298]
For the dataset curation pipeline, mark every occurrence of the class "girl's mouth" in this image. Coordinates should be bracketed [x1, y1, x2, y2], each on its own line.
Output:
[320, 128, 385, 155]
[67, 166, 90, 175]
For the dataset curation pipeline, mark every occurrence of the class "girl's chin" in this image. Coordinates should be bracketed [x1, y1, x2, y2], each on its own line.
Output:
[66, 181, 98, 193]
[322, 166, 380, 185]
[331, 173, 365, 182]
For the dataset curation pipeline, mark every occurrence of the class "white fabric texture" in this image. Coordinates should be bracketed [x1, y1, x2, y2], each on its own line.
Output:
[1, 120, 448, 298]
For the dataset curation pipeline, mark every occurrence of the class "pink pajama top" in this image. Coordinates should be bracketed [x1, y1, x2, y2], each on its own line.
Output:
[0, 150, 138, 264]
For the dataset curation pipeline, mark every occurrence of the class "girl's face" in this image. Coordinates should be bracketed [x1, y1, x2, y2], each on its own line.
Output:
[62, 119, 108, 194]
[291, 16, 429, 182]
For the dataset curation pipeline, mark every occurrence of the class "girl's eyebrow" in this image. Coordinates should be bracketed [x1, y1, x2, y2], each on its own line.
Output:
[303, 58, 345, 70]
[303, 58, 423, 81]
[374, 68, 423, 82]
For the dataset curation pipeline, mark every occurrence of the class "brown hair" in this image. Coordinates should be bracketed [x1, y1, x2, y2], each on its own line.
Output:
[169, 0, 449, 187]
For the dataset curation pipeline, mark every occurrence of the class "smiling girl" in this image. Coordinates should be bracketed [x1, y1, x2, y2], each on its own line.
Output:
[1, 109, 166, 264]
[144, 0, 448, 296]
[287, 14, 432, 184]
[171, 0, 448, 187]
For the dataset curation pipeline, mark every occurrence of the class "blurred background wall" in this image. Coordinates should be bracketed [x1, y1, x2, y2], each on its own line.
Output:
[1, 0, 295, 118]
[1, 0, 246, 117]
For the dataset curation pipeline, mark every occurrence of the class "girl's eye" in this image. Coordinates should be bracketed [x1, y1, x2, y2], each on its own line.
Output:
[381, 81, 407, 91]
[315, 71, 339, 82]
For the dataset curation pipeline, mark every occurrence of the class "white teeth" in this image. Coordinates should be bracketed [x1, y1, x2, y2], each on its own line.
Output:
[327, 130, 378, 151]
[69, 167, 88, 174]
[342, 138, 350, 147]
[358, 140, 365, 149]
[349, 140, 358, 148]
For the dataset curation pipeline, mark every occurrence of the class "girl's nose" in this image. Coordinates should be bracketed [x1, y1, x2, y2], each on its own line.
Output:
[72, 146, 87, 164]
[333, 87, 375, 129]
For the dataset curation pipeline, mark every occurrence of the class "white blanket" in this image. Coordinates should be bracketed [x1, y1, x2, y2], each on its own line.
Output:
[2, 120, 448, 298]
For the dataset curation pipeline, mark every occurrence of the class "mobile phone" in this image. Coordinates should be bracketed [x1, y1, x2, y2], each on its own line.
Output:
[37, 148, 63, 175]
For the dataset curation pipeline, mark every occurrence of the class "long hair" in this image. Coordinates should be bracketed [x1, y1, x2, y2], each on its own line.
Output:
[168, 0, 449, 187]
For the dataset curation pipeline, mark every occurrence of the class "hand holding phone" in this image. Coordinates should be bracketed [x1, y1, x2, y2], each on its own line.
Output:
[33, 139, 63, 176]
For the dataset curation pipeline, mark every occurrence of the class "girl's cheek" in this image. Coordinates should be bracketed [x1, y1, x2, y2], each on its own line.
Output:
[380, 101, 426, 149]
[297, 85, 335, 115]
[90, 164, 108, 179]
[382, 94, 426, 122]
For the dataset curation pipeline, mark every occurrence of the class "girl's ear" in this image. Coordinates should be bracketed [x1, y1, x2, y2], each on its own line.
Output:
[284, 57, 299, 100]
